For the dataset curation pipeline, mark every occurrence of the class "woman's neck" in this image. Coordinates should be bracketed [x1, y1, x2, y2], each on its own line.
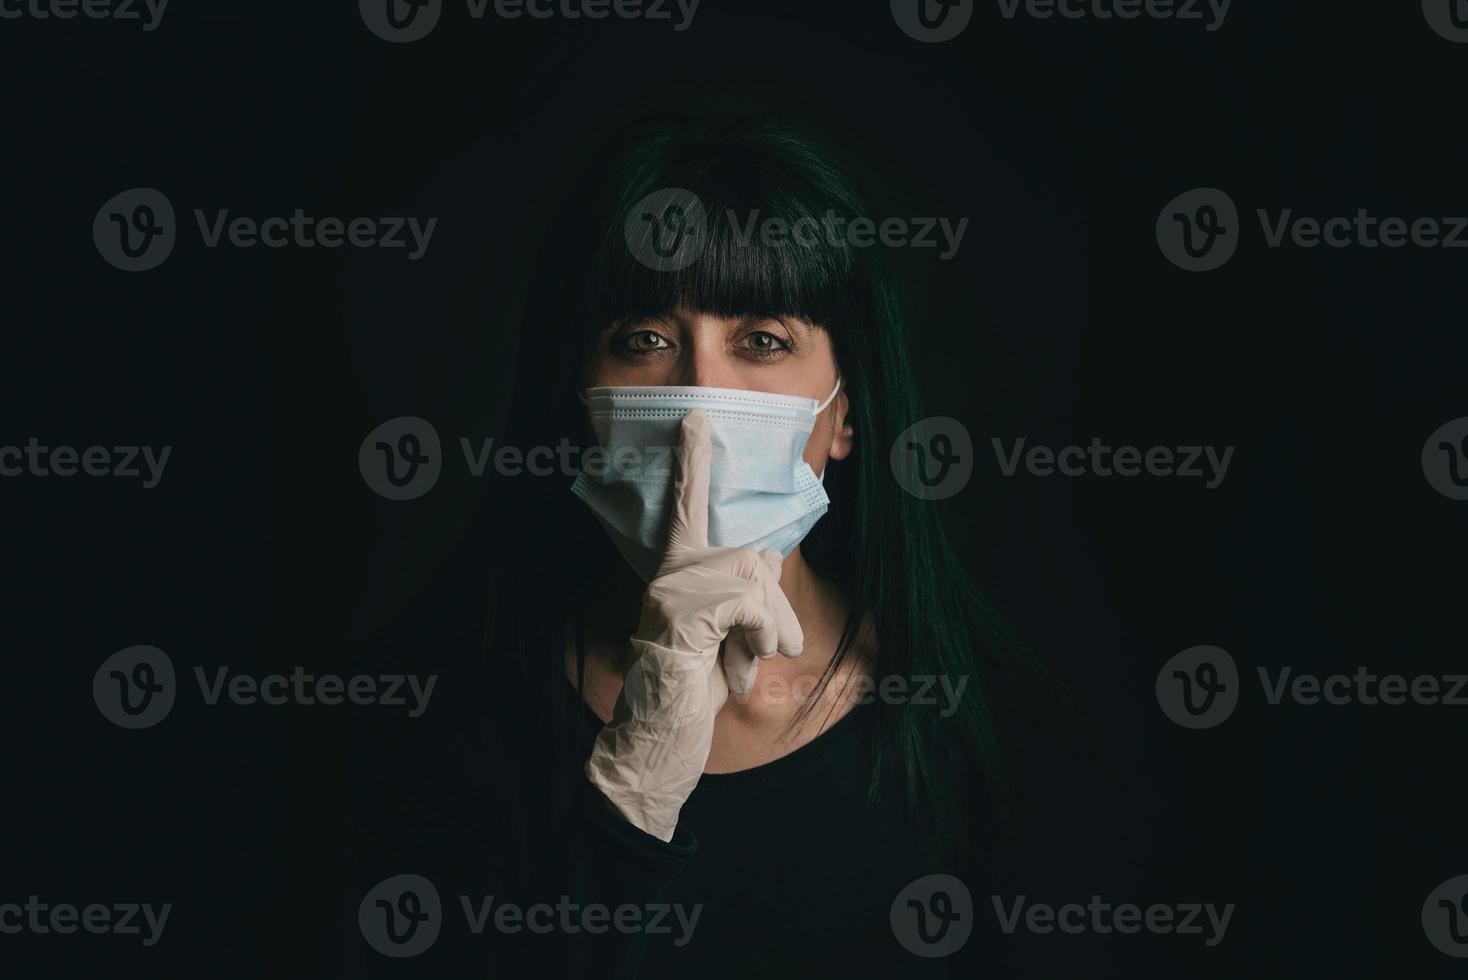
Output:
[574, 544, 873, 771]
[710, 546, 873, 769]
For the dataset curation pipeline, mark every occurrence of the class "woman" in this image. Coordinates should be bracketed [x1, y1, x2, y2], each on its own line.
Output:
[350, 115, 1069, 978]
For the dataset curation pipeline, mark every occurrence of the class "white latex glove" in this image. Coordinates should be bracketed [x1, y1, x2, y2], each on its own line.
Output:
[584, 407, 804, 841]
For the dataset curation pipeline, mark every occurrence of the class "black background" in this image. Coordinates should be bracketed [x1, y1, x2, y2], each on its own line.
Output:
[3, 1, 1464, 976]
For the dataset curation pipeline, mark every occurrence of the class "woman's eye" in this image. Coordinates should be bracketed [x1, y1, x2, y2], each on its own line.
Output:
[618, 330, 671, 354]
[742, 331, 791, 356]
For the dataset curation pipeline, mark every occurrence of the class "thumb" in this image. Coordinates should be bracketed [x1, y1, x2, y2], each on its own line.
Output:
[721, 631, 760, 696]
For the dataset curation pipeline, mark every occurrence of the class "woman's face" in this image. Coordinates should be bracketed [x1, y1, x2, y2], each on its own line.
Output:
[584, 306, 853, 474]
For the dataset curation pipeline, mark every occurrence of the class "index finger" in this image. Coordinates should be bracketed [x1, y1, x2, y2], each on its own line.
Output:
[664, 407, 711, 555]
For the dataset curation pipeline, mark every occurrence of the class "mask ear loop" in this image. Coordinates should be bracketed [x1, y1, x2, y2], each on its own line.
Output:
[814, 378, 843, 485]
[815, 377, 843, 414]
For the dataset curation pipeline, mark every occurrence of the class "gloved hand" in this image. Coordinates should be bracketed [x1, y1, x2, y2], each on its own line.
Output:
[584, 407, 804, 841]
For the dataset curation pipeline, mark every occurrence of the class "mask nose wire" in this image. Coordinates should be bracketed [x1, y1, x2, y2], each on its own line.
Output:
[578, 378, 843, 410]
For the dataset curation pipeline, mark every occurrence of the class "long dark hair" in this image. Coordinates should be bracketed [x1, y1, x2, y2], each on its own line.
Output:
[484, 114, 1061, 847]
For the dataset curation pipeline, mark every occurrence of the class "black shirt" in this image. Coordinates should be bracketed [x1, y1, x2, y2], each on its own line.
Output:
[610, 695, 964, 979]
[348, 620, 997, 979]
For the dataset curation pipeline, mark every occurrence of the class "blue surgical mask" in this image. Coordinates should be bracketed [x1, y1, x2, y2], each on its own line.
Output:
[570, 380, 842, 582]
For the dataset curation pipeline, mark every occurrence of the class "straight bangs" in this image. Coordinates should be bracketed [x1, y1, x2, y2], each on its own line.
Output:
[577, 126, 873, 337]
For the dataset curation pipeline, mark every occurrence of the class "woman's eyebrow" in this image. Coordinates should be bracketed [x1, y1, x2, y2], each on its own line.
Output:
[738, 314, 803, 334]
[607, 313, 670, 332]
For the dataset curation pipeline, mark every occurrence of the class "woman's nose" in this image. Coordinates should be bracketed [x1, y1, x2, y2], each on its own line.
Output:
[675, 343, 743, 390]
